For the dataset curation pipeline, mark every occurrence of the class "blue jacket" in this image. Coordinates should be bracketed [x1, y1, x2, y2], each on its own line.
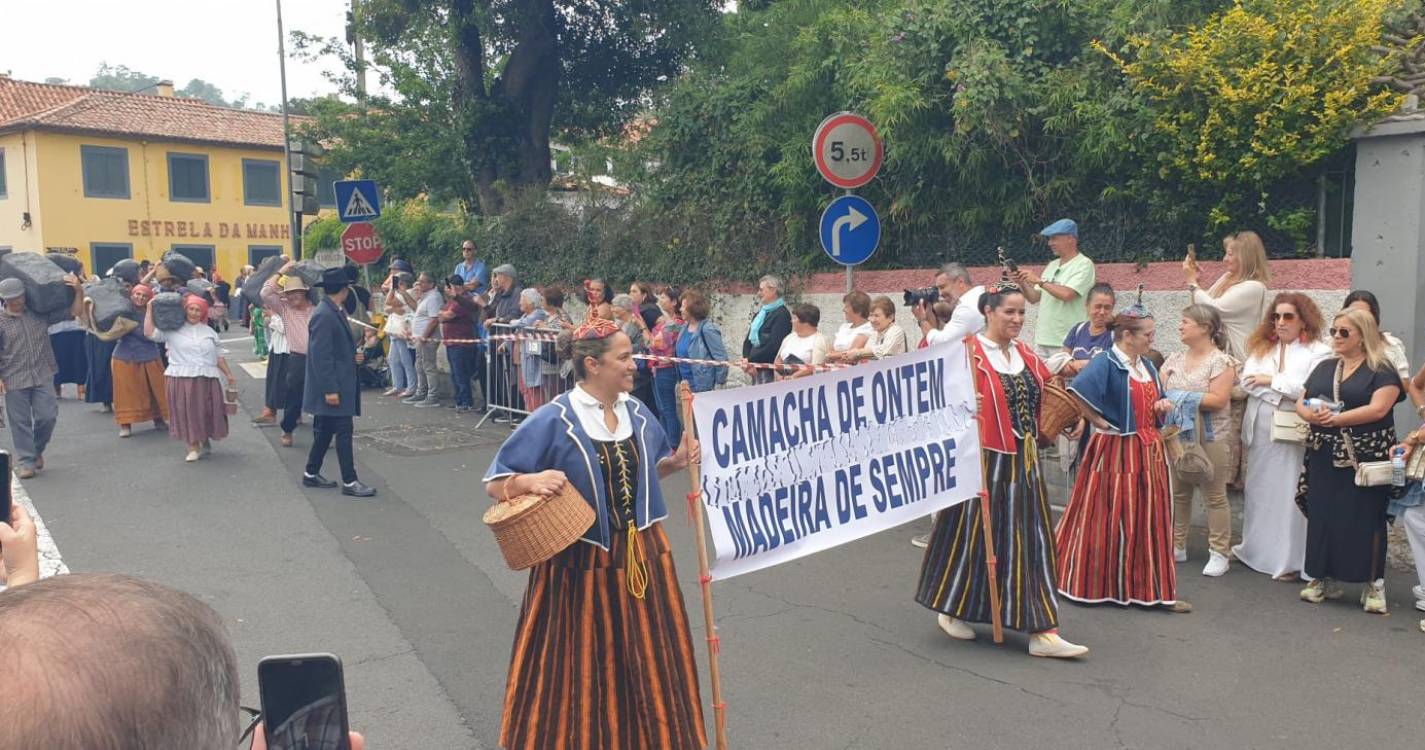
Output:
[1164, 389, 1214, 442]
[680, 320, 729, 393]
[1067, 347, 1164, 435]
[303, 297, 361, 417]
[484, 393, 671, 550]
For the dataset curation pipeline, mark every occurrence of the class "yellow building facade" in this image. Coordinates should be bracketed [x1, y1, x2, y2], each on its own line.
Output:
[0, 76, 331, 281]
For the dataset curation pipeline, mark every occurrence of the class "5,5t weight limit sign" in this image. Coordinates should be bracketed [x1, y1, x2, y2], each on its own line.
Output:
[812, 112, 883, 189]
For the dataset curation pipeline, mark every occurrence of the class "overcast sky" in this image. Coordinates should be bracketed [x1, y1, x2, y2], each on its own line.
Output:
[1, 0, 353, 106]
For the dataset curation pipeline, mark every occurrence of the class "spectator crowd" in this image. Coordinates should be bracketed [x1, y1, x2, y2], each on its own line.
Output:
[2, 217, 1425, 748]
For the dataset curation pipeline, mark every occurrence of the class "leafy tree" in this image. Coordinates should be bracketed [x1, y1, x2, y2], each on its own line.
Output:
[1103, 0, 1410, 232]
[297, 0, 723, 216]
[88, 63, 161, 93]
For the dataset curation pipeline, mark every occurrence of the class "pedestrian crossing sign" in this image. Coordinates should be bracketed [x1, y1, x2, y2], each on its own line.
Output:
[334, 179, 382, 223]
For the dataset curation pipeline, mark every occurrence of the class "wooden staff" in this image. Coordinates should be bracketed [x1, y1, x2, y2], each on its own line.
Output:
[679, 381, 729, 750]
[971, 354, 1005, 644]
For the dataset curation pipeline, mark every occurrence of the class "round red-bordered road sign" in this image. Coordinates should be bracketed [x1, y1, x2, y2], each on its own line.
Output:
[812, 112, 883, 189]
[341, 222, 384, 265]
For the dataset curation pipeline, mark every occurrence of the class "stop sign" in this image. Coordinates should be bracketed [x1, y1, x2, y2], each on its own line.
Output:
[340, 222, 383, 265]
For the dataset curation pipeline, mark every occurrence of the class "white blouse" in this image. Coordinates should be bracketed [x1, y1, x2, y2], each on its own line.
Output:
[832, 321, 875, 352]
[1240, 339, 1332, 407]
[569, 384, 633, 441]
[868, 325, 908, 359]
[1113, 344, 1153, 383]
[976, 334, 1025, 375]
[151, 323, 224, 379]
[777, 331, 829, 366]
[1192, 278, 1268, 359]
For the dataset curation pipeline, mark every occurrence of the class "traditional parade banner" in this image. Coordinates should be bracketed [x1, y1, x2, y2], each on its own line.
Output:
[691, 341, 981, 579]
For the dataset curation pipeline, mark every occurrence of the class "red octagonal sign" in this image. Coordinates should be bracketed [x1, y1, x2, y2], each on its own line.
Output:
[341, 222, 383, 265]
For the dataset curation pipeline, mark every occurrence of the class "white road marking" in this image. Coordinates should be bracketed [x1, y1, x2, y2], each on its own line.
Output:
[2, 477, 68, 590]
[239, 362, 269, 379]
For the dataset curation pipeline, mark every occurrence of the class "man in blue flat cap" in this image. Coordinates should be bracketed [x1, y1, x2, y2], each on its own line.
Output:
[1014, 218, 1097, 357]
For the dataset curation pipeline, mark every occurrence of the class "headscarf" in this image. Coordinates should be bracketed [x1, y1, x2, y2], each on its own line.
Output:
[183, 293, 211, 321]
[131, 284, 154, 303]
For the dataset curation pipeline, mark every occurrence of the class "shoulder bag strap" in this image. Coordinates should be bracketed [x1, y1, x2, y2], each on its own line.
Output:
[1334, 359, 1359, 469]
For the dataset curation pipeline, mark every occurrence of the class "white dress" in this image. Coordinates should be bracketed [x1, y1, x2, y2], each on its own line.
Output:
[1232, 338, 1331, 577]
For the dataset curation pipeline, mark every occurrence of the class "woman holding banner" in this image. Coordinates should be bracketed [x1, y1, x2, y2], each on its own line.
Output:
[1056, 292, 1191, 613]
[483, 317, 706, 750]
[915, 283, 1089, 659]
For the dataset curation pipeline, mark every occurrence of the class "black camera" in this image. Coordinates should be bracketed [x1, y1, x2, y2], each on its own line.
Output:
[903, 287, 939, 307]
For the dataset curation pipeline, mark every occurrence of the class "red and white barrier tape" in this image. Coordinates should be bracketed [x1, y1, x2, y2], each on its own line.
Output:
[406, 330, 852, 374]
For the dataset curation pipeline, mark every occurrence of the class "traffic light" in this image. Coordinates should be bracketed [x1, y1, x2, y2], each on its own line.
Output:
[289, 140, 324, 216]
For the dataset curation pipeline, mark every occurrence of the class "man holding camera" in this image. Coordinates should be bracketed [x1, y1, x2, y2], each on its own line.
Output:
[911, 262, 985, 348]
[1014, 219, 1096, 358]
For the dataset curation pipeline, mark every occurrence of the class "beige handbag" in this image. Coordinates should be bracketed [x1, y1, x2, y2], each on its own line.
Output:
[1335, 361, 1393, 487]
[1407, 441, 1425, 483]
[1271, 408, 1309, 444]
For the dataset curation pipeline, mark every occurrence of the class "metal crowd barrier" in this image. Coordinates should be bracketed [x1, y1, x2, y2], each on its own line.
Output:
[475, 323, 572, 429]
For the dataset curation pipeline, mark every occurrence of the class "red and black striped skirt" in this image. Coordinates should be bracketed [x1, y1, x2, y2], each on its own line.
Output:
[1053, 432, 1178, 606]
[501, 522, 707, 750]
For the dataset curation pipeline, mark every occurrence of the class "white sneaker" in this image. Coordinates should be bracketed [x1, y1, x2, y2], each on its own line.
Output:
[1202, 551, 1230, 577]
[1412, 584, 1425, 602]
[936, 614, 975, 641]
[1174, 547, 1187, 563]
[1362, 579, 1388, 614]
[184, 449, 200, 463]
[1029, 633, 1088, 659]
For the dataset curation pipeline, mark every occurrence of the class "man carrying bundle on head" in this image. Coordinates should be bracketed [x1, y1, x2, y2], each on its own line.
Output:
[0, 276, 85, 478]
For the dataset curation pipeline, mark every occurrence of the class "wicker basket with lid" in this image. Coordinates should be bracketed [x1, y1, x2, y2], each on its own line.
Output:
[483, 482, 596, 570]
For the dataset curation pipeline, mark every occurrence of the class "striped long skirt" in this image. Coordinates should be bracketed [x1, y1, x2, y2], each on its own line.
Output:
[1054, 432, 1178, 606]
[915, 440, 1060, 633]
[501, 522, 707, 750]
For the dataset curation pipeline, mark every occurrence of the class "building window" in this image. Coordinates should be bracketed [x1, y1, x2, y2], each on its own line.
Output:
[81, 145, 130, 199]
[0, 148, 7, 198]
[167, 153, 210, 203]
[91, 243, 133, 277]
[243, 159, 282, 206]
[318, 166, 339, 208]
[169, 245, 215, 273]
[248, 245, 282, 267]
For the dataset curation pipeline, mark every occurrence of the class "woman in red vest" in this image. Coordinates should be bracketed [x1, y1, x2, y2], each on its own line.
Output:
[914, 282, 1088, 658]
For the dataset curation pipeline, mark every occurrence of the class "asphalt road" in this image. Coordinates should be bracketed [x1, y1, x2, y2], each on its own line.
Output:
[15, 334, 1425, 750]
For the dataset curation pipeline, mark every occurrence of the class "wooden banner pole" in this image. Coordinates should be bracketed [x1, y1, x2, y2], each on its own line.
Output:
[971, 356, 1005, 644]
[679, 382, 729, 750]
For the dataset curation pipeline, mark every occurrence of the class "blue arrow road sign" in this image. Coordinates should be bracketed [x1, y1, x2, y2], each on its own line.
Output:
[819, 195, 880, 266]
[334, 179, 382, 223]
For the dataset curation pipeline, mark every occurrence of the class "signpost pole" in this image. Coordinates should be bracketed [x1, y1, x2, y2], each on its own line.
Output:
[274, 0, 301, 259]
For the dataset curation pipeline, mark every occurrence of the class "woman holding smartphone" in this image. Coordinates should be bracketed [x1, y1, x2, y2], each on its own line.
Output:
[483, 318, 705, 750]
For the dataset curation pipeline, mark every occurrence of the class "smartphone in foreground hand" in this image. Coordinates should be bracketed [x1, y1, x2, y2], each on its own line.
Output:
[0, 450, 11, 534]
[258, 653, 351, 750]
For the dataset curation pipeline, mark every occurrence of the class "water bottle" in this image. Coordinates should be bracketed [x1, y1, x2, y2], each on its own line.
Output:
[1392, 446, 1407, 488]
[1304, 398, 1342, 414]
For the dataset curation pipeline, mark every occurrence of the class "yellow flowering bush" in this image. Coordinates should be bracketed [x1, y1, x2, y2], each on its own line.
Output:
[1102, 0, 1410, 228]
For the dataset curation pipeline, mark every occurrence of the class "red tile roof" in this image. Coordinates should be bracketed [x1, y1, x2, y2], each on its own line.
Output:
[0, 76, 292, 150]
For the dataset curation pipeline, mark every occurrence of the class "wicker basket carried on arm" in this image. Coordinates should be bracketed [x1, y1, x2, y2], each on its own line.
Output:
[1038, 378, 1084, 446]
[484, 480, 596, 570]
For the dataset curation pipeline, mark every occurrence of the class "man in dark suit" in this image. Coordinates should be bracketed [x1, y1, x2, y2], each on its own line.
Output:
[302, 268, 376, 497]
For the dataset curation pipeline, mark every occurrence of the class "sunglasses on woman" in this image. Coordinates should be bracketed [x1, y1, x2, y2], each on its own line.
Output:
[1271, 312, 1297, 321]
[1329, 327, 1354, 339]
